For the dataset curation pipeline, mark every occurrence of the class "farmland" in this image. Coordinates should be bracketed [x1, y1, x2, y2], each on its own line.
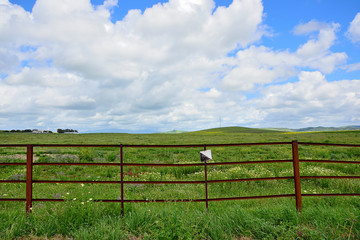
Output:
[0, 127, 360, 239]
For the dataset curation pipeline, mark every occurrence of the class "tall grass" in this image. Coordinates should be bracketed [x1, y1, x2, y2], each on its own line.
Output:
[1, 199, 359, 239]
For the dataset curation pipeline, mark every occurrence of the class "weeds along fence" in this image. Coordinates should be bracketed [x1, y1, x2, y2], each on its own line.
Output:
[0, 140, 359, 214]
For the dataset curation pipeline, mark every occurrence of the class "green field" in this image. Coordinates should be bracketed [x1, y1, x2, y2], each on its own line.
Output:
[0, 128, 359, 239]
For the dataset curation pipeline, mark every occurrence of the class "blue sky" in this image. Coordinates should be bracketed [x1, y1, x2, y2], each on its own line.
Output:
[1, 0, 359, 132]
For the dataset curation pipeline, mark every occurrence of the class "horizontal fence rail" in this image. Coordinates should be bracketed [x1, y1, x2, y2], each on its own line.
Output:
[0, 141, 359, 214]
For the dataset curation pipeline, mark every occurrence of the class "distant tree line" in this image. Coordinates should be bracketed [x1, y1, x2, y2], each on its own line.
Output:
[0, 129, 79, 133]
[57, 129, 78, 133]
[0, 129, 53, 133]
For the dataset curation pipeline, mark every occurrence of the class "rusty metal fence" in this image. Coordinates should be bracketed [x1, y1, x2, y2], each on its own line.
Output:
[0, 141, 359, 214]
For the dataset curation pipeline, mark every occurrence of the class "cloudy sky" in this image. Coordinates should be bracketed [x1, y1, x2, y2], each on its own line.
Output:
[0, 0, 359, 133]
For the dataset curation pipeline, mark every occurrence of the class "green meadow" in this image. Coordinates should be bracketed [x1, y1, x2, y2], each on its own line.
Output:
[0, 127, 359, 239]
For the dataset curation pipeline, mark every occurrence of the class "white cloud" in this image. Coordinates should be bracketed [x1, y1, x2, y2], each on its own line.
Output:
[220, 21, 347, 92]
[221, 46, 299, 91]
[0, 0, 32, 42]
[296, 24, 338, 58]
[342, 62, 360, 72]
[0, 47, 19, 73]
[347, 12, 360, 43]
[35, 93, 96, 110]
[119, 0, 264, 58]
[293, 20, 330, 35]
[0, 0, 358, 131]
[294, 21, 347, 73]
[101, 0, 118, 10]
[253, 71, 360, 127]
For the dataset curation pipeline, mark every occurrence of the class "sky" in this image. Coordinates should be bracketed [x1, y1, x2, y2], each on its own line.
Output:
[0, 0, 359, 133]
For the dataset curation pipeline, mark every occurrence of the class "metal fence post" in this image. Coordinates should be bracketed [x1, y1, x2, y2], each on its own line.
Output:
[26, 145, 33, 213]
[292, 140, 302, 212]
[120, 144, 124, 216]
[204, 145, 209, 210]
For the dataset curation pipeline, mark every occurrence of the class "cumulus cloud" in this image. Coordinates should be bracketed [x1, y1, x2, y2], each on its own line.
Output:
[254, 71, 360, 127]
[0, 0, 358, 131]
[221, 46, 298, 91]
[294, 21, 346, 73]
[347, 12, 360, 43]
[220, 20, 347, 93]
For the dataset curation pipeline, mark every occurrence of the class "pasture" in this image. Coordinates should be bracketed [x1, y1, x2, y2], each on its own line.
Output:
[0, 128, 359, 239]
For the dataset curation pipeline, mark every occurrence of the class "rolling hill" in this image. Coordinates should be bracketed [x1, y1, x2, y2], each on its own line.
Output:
[190, 126, 283, 134]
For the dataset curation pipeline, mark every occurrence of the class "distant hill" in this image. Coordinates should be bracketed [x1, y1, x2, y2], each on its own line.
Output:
[191, 125, 360, 134]
[74, 125, 360, 134]
[191, 126, 283, 134]
[293, 126, 360, 132]
[265, 126, 360, 132]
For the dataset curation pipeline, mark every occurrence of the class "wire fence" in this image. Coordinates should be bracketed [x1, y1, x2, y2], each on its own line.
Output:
[0, 141, 359, 214]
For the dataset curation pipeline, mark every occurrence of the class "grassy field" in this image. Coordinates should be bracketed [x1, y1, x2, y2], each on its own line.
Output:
[0, 127, 359, 239]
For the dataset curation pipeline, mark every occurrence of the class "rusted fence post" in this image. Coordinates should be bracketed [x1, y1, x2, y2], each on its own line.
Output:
[120, 144, 124, 216]
[26, 145, 33, 213]
[292, 140, 302, 212]
[203, 145, 209, 210]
